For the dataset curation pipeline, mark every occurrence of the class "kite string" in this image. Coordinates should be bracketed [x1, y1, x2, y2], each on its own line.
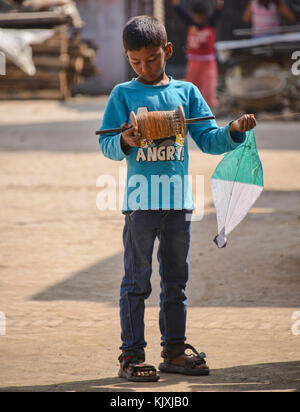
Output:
[256, 112, 300, 121]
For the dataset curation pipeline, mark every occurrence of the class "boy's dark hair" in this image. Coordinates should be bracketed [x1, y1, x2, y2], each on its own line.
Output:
[123, 15, 168, 51]
[191, 0, 208, 15]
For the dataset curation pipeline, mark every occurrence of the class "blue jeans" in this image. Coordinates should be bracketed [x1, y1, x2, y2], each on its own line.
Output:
[120, 210, 191, 358]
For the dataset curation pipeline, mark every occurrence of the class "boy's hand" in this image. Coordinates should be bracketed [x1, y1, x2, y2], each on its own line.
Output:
[171, 0, 180, 6]
[230, 114, 256, 133]
[121, 122, 141, 147]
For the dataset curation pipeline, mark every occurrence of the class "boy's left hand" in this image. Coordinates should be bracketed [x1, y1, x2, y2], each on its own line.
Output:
[230, 114, 256, 133]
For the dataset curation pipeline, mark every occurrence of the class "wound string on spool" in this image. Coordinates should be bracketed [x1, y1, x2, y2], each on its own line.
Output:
[95, 106, 215, 137]
[133, 107, 186, 141]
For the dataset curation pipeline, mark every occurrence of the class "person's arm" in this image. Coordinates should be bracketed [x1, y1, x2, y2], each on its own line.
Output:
[278, 0, 296, 22]
[98, 87, 134, 160]
[188, 86, 254, 154]
[242, 1, 252, 24]
[209, 0, 224, 27]
[171, 0, 195, 26]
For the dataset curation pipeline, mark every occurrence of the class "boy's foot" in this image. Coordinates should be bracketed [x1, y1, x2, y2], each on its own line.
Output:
[159, 343, 210, 376]
[118, 354, 160, 382]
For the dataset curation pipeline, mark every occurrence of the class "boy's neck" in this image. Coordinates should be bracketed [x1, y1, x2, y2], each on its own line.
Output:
[136, 72, 170, 86]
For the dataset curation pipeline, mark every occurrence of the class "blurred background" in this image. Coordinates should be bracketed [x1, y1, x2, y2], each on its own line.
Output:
[0, 0, 299, 117]
[1, 1, 300, 392]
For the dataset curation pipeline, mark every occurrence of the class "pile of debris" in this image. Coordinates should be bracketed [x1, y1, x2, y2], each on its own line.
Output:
[215, 33, 300, 120]
[221, 65, 300, 120]
[0, 0, 98, 100]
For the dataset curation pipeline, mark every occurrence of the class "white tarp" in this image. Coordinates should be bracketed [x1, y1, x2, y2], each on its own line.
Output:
[216, 32, 300, 51]
[0, 28, 55, 75]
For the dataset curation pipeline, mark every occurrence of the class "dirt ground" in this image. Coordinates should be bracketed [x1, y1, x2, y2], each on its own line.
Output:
[0, 97, 299, 392]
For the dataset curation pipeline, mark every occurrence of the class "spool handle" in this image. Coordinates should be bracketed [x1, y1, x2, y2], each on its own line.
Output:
[186, 116, 215, 123]
[96, 111, 136, 135]
[95, 115, 215, 135]
[96, 126, 130, 136]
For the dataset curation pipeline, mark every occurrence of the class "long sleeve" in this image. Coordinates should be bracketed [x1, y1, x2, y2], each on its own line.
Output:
[188, 85, 246, 154]
[173, 4, 195, 26]
[98, 87, 130, 161]
[208, 8, 223, 27]
[174, 4, 222, 28]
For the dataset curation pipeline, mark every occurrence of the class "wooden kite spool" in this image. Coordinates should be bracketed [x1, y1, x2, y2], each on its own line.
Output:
[130, 106, 187, 141]
[95, 106, 214, 137]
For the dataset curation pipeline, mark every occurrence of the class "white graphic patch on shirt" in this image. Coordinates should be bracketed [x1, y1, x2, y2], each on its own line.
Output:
[187, 27, 211, 49]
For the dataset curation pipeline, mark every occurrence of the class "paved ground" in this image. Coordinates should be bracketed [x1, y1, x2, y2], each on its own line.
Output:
[0, 97, 299, 392]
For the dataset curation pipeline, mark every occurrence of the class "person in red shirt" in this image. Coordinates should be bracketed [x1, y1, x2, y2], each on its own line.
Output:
[171, 0, 223, 110]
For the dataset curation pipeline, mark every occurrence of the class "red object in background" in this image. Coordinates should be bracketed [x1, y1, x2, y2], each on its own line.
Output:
[185, 59, 219, 109]
[186, 26, 216, 58]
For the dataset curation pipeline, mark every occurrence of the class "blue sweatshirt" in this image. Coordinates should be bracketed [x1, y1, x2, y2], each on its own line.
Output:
[98, 77, 245, 212]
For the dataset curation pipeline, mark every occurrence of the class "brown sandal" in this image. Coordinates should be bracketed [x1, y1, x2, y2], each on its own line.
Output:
[159, 343, 209, 376]
[118, 353, 160, 382]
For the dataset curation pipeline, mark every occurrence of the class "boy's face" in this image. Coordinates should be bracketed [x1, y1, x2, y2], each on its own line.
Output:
[192, 13, 207, 25]
[125, 43, 173, 85]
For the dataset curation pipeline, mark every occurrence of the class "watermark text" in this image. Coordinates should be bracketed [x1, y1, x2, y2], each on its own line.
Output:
[0, 51, 6, 76]
[291, 51, 300, 76]
[0, 312, 6, 336]
[96, 168, 205, 221]
[291, 311, 300, 336]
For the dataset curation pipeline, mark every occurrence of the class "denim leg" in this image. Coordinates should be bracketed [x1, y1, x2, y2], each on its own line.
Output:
[157, 210, 191, 351]
[120, 211, 158, 355]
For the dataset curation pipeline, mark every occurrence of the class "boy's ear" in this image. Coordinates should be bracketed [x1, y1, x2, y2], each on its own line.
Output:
[165, 42, 173, 60]
[124, 51, 129, 60]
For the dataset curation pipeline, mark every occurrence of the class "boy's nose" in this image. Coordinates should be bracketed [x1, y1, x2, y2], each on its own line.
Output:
[141, 64, 147, 74]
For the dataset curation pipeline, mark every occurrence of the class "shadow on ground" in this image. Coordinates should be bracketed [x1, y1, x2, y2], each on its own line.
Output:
[1, 119, 300, 153]
[1, 361, 299, 392]
[31, 190, 300, 307]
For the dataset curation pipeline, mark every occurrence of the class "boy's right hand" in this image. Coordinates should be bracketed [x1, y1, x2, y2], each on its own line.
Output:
[171, 0, 180, 6]
[121, 122, 141, 147]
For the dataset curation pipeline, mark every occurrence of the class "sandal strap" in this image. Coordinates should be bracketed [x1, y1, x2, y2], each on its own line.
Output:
[118, 353, 144, 369]
[118, 354, 157, 374]
[161, 344, 186, 361]
[119, 356, 157, 378]
[184, 343, 200, 356]
[161, 343, 207, 365]
[129, 363, 157, 373]
[185, 353, 207, 369]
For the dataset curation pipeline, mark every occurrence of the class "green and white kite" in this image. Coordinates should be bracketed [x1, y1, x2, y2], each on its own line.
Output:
[211, 129, 264, 248]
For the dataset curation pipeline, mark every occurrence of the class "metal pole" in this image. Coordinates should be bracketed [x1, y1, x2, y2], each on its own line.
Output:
[153, 0, 165, 24]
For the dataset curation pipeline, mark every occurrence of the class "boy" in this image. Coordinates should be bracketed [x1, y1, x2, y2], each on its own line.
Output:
[98, 15, 256, 382]
[171, 0, 224, 109]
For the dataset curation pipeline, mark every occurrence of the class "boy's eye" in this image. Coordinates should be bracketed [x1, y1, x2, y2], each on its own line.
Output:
[147, 56, 158, 63]
[131, 60, 155, 66]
